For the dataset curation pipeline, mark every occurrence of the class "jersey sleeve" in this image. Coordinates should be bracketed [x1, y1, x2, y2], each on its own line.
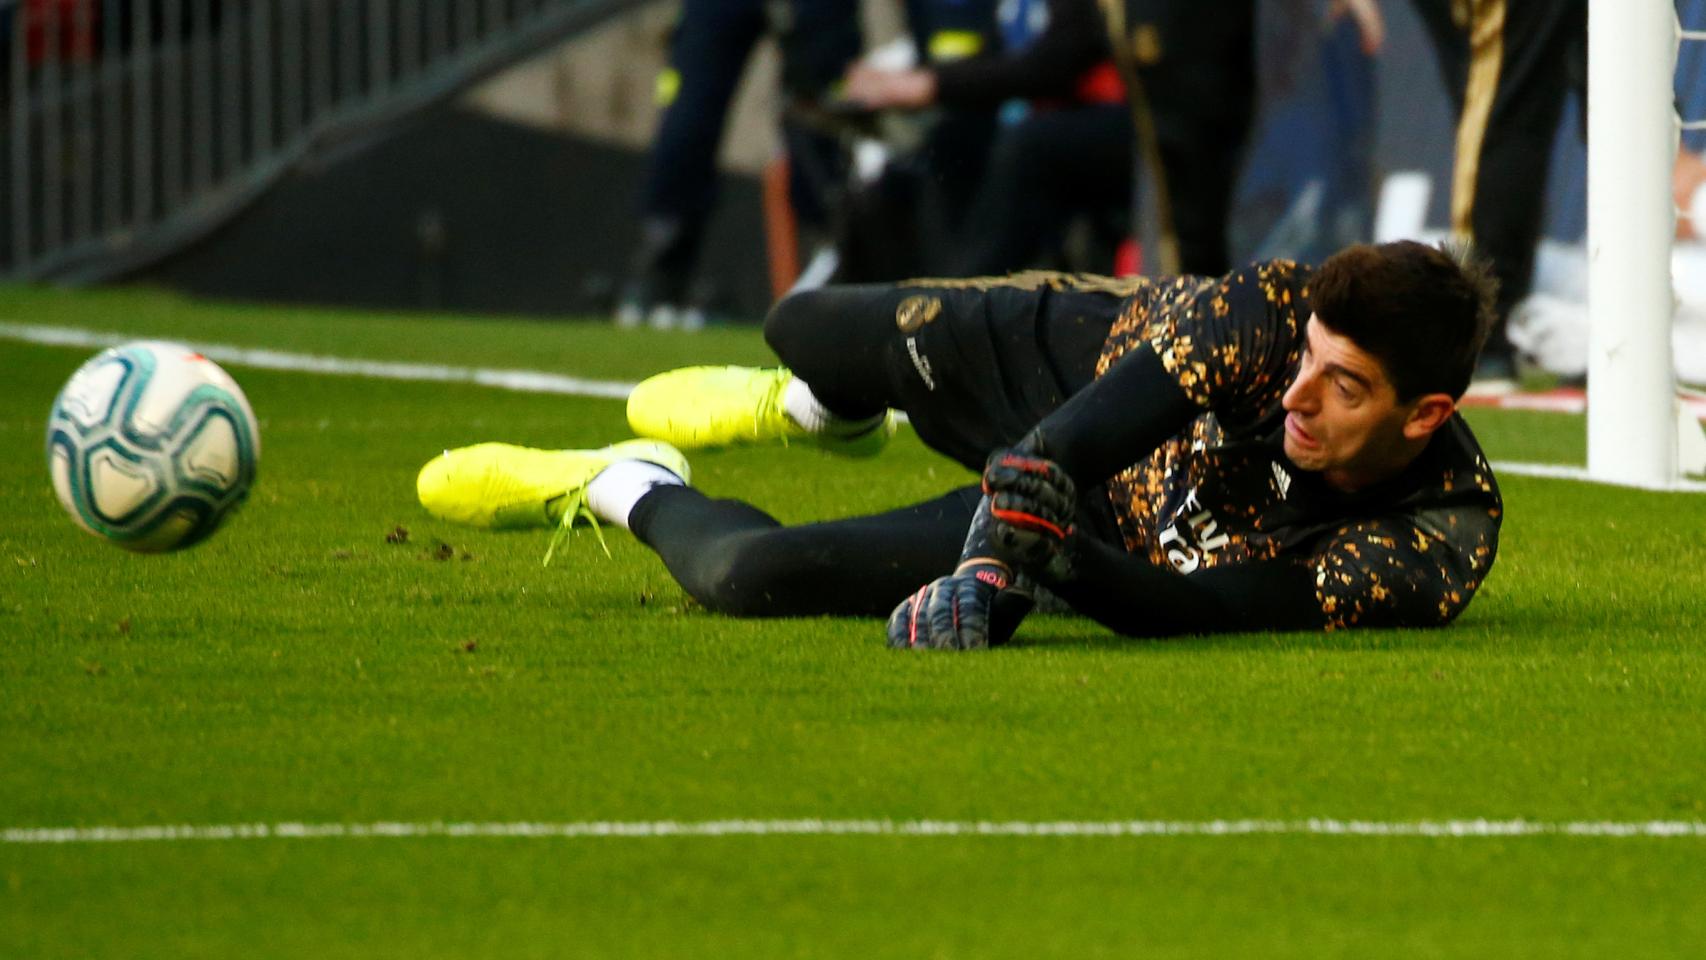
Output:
[1137, 260, 1310, 428]
[1309, 508, 1499, 630]
[1038, 533, 1325, 637]
[1039, 500, 1499, 637]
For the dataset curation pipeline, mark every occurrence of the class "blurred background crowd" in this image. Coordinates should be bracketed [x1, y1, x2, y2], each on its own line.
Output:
[7, 0, 1706, 386]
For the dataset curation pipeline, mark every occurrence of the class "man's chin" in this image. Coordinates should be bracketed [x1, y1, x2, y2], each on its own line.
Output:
[1282, 436, 1327, 471]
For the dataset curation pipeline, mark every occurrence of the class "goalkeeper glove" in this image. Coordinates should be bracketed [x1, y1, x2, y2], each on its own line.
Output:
[983, 447, 1077, 582]
[886, 559, 1037, 650]
[886, 490, 1034, 650]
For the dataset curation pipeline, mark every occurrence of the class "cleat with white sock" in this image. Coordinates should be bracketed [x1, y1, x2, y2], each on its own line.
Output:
[625, 365, 895, 457]
[416, 439, 689, 531]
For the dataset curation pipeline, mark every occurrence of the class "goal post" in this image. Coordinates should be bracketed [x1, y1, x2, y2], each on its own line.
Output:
[1586, 0, 1681, 488]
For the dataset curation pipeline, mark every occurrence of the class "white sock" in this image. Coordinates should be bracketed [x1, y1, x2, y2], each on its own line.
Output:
[585, 460, 686, 530]
[781, 375, 887, 436]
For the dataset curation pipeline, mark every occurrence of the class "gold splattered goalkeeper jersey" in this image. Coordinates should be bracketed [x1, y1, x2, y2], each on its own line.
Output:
[1094, 260, 1502, 629]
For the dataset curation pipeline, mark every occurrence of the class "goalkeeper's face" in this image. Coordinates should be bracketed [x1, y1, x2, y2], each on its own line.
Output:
[1280, 316, 1455, 491]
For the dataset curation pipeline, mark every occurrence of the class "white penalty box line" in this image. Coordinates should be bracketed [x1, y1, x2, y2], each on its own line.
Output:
[5, 320, 1705, 493]
[5, 818, 1706, 845]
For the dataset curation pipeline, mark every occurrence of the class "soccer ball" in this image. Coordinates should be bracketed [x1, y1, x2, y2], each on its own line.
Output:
[45, 341, 260, 552]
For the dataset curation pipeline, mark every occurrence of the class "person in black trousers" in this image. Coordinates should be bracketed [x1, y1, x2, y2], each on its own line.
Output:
[1414, 0, 1585, 384]
[846, 0, 1256, 277]
[616, 0, 862, 330]
[1339, 0, 1587, 384]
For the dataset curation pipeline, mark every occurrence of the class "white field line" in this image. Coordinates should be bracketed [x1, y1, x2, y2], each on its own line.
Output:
[5, 818, 1706, 845]
[1469, 391, 1706, 417]
[0, 320, 636, 399]
[1491, 460, 1706, 493]
[6, 321, 1704, 492]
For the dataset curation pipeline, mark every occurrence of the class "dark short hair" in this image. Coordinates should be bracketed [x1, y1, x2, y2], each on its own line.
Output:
[1310, 240, 1497, 400]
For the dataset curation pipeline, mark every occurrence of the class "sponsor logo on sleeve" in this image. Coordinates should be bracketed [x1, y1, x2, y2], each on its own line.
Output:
[906, 337, 937, 390]
[895, 295, 943, 334]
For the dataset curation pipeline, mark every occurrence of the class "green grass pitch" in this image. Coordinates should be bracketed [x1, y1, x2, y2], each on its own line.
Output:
[3, 285, 1706, 958]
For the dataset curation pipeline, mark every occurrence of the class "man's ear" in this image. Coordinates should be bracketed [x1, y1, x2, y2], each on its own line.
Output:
[1402, 393, 1456, 440]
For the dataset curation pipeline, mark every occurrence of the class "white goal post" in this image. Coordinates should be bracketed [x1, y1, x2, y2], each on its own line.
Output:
[1587, 0, 1684, 487]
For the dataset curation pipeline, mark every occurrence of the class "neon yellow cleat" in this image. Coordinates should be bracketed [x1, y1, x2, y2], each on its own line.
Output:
[416, 439, 689, 530]
[625, 365, 895, 457]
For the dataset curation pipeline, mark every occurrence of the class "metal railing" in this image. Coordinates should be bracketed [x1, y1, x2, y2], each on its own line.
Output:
[2, 0, 649, 282]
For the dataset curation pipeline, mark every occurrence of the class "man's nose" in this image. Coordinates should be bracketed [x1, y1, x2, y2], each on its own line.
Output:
[1283, 370, 1317, 413]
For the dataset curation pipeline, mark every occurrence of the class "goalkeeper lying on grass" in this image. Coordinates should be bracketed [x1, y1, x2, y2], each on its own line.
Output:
[418, 240, 1503, 649]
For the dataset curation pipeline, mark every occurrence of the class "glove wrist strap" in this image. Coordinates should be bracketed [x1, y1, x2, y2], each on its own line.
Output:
[958, 498, 1010, 576]
[953, 556, 1011, 589]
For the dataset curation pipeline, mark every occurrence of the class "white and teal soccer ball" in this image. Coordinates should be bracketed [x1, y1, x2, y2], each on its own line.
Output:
[46, 342, 260, 552]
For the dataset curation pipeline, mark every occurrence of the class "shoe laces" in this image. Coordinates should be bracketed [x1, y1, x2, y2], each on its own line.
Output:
[753, 371, 791, 446]
[541, 486, 611, 567]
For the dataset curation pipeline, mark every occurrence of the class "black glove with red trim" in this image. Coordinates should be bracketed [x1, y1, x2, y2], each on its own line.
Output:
[886, 440, 1077, 650]
[886, 495, 1036, 650]
[885, 557, 1028, 650]
[983, 447, 1078, 582]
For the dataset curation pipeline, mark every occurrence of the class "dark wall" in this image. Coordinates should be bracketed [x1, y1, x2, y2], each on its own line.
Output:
[136, 107, 775, 320]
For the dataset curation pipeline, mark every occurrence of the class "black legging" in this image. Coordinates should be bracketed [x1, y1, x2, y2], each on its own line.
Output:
[630, 485, 980, 617]
[761, 285, 903, 424]
[762, 280, 1113, 471]
[641, 278, 1150, 617]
